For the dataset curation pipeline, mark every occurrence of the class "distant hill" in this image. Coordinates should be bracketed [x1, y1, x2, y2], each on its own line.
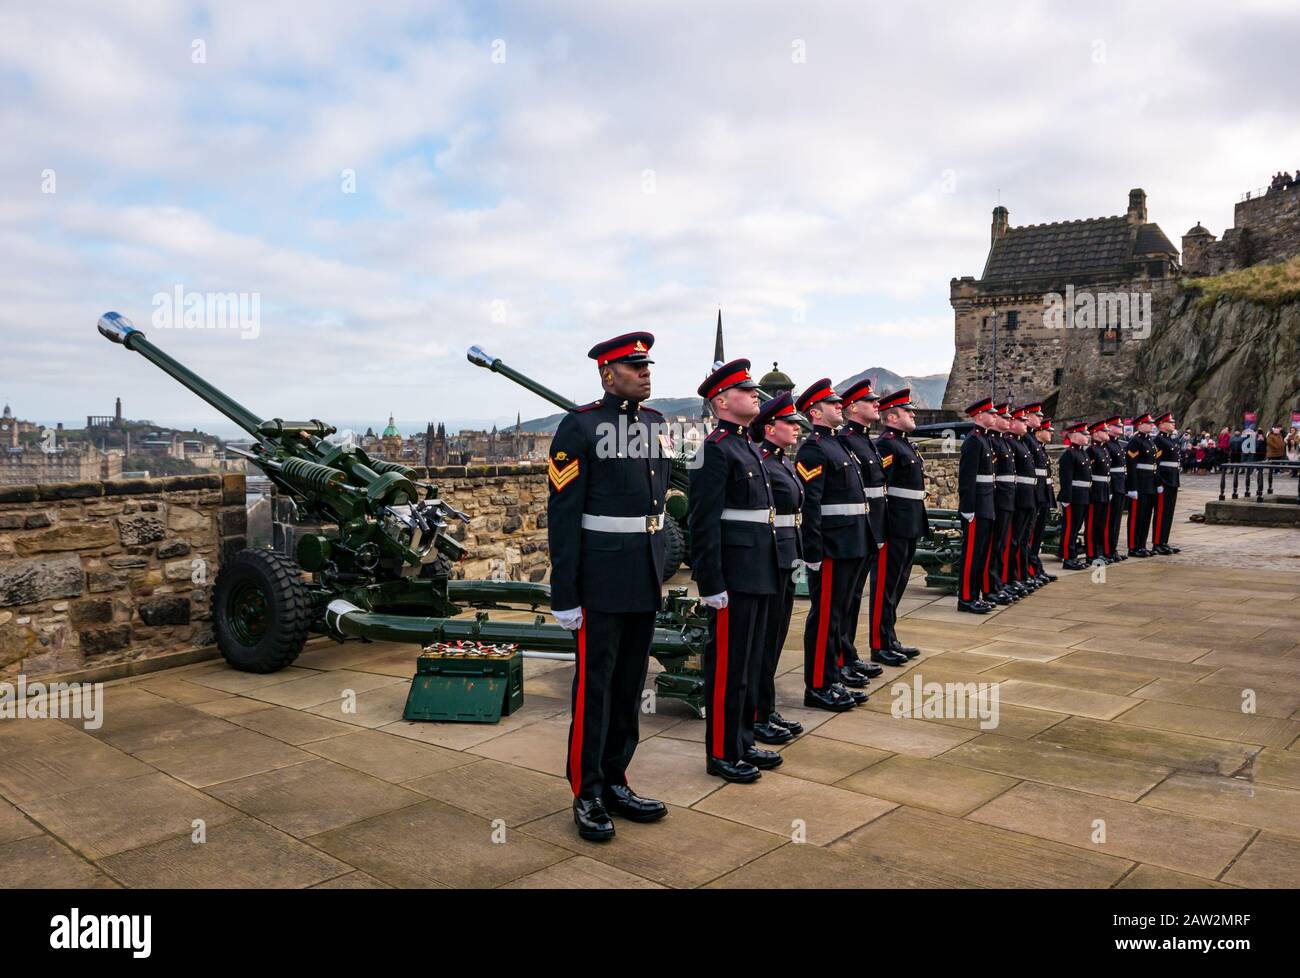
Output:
[516, 370, 949, 433]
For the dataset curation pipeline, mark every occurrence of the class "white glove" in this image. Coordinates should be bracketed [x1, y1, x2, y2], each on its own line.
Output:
[1127, 491, 1138, 499]
[553, 607, 583, 630]
[700, 592, 729, 609]
[804, 561, 822, 572]
[1157, 486, 1164, 494]
[961, 512, 974, 522]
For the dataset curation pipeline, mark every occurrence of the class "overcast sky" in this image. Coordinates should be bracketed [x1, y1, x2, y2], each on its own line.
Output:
[3, 0, 1298, 436]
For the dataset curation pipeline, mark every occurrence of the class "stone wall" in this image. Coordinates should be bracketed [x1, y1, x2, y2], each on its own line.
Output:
[0, 474, 247, 678]
[1183, 186, 1300, 276]
[421, 465, 549, 583]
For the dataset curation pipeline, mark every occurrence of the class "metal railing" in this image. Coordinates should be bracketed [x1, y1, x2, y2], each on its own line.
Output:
[1241, 182, 1298, 201]
[1218, 461, 1300, 502]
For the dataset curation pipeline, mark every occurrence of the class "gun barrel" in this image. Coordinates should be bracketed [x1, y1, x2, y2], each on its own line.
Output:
[97, 312, 264, 436]
[467, 345, 579, 414]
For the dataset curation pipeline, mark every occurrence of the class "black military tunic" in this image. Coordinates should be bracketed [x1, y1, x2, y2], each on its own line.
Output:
[838, 420, 886, 660]
[797, 425, 868, 689]
[957, 425, 997, 603]
[871, 426, 928, 650]
[987, 432, 1018, 595]
[688, 419, 780, 762]
[1085, 440, 1112, 560]
[1007, 432, 1037, 584]
[548, 393, 674, 799]
[1125, 430, 1158, 552]
[752, 438, 803, 725]
[1057, 441, 1094, 562]
[1024, 431, 1054, 578]
[1105, 435, 1127, 558]
[1152, 429, 1182, 547]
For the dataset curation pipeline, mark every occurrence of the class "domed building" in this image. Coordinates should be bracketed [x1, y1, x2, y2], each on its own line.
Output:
[758, 362, 795, 398]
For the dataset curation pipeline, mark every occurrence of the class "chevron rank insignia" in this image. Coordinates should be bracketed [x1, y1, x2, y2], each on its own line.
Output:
[882, 455, 894, 468]
[796, 462, 823, 482]
[548, 456, 580, 491]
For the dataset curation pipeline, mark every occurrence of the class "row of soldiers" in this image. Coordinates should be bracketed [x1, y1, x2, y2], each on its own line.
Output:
[545, 331, 1184, 841]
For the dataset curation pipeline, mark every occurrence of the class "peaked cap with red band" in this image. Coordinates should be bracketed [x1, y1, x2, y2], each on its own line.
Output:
[841, 378, 879, 404]
[966, 397, 995, 417]
[588, 331, 655, 366]
[698, 358, 759, 400]
[795, 377, 842, 414]
[878, 388, 914, 411]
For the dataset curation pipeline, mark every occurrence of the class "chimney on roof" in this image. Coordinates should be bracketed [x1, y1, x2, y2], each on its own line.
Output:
[991, 205, 1009, 245]
[1127, 188, 1147, 225]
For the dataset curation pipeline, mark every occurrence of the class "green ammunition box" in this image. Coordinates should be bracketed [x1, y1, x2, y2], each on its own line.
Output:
[402, 645, 524, 723]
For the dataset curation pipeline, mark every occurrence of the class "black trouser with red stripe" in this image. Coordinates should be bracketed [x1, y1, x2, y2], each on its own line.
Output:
[868, 536, 917, 650]
[1107, 494, 1124, 557]
[752, 568, 795, 725]
[958, 514, 994, 602]
[1060, 503, 1084, 562]
[985, 509, 1013, 593]
[705, 591, 769, 762]
[804, 556, 863, 690]
[566, 609, 656, 799]
[1128, 492, 1155, 551]
[1155, 486, 1178, 546]
[1086, 500, 1109, 560]
[1027, 506, 1047, 577]
[1010, 508, 1033, 583]
[842, 557, 870, 664]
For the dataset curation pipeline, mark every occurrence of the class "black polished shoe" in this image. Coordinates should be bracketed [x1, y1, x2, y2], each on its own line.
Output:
[957, 599, 992, 614]
[1127, 549, 1151, 558]
[988, 590, 1014, 604]
[845, 688, 868, 705]
[1168, 546, 1181, 554]
[1115, 554, 1127, 561]
[847, 659, 883, 679]
[1039, 572, 1059, 581]
[706, 757, 761, 783]
[1062, 559, 1088, 570]
[769, 711, 804, 735]
[870, 648, 908, 667]
[574, 797, 615, 841]
[743, 747, 783, 770]
[753, 720, 795, 744]
[838, 668, 869, 688]
[890, 639, 920, 658]
[804, 686, 855, 712]
[1151, 545, 1173, 555]
[603, 784, 667, 823]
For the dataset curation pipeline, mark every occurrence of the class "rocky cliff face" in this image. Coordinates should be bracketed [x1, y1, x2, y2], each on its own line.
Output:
[1135, 290, 1300, 431]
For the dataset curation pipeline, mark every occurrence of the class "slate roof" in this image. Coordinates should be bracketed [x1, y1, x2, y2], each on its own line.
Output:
[981, 215, 1177, 284]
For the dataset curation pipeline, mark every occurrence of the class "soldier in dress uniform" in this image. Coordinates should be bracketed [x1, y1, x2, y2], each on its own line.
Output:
[748, 392, 807, 745]
[1006, 406, 1041, 591]
[1024, 413, 1058, 582]
[1125, 413, 1159, 558]
[796, 378, 870, 711]
[1057, 421, 1094, 570]
[871, 389, 928, 656]
[1104, 417, 1128, 562]
[837, 379, 897, 669]
[1152, 411, 1183, 555]
[689, 359, 783, 783]
[548, 331, 673, 841]
[957, 398, 999, 614]
[985, 403, 1022, 604]
[1085, 421, 1114, 564]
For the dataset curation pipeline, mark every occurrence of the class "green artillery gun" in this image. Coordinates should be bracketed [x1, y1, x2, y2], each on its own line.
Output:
[467, 345, 694, 578]
[98, 313, 709, 716]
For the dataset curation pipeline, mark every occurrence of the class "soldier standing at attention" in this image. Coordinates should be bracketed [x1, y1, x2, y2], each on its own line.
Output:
[1024, 414, 1057, 582]
[689, 359, 782, 783]
[1085, 421, 1113, 564]
[871, 389, 927, 657]
[1057, 421, 1094, 570]
[1006, 406, 1040, 591]
[985, 404, 1021, 604]
[796, 378, 869, 711]
[1126, 413, 1159, 558]
[1104, 417, 1128, 562]
[1152, 412, 1183, 555]
[749, 392, 807, 746]
[548, 332, 672, 842]
[837, 380, 895, 670]
[957, 398, 999, 614]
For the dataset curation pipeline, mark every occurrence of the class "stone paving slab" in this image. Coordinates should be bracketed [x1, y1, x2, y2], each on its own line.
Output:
[692, 771, 897, 845]
[1139, 772, 1300, 838]
[1117, 864, 1235, 889]
[133, 728, 313, 788]
[224, 705, 358, 745]
[705, 840, 940, 888]
[1115, 699, 1300, 749]
[503, 855, 665, 889]
[1037, 716, 1258, 777]
[837, 754, 1018, 816]
[305, 729, 476, 783]
[403, 758, 572, 827]
[0, 834, 120, 888]
[0, 736, 153, 803]
[942, 734, 1171, 801]
[1221, 832, 1300, 888]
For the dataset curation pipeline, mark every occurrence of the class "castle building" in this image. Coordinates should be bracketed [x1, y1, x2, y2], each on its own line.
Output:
[1181, 181, 1300, 276]
[943, 189, 1179, 421]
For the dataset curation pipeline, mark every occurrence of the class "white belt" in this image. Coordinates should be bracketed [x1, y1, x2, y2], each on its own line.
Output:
[822, 503, 867, 516]
[721, 507, 775, 524]
[1015, 476, 1036, 485]
[1091, 475, 1109, 482]
[1135, 463, 1156, 470]
[863, 486, 885, 498]
[1071, 480, 1093, 489]
[887, 486, 926, 500]
[774, 513, 801, 528]
[994, 474, 1015, 482]
[582, 513, 665, 533]
[1158, 461, 1180, 468]
[975, 474, 995, 483]
[1034, 468, 1048, 477]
